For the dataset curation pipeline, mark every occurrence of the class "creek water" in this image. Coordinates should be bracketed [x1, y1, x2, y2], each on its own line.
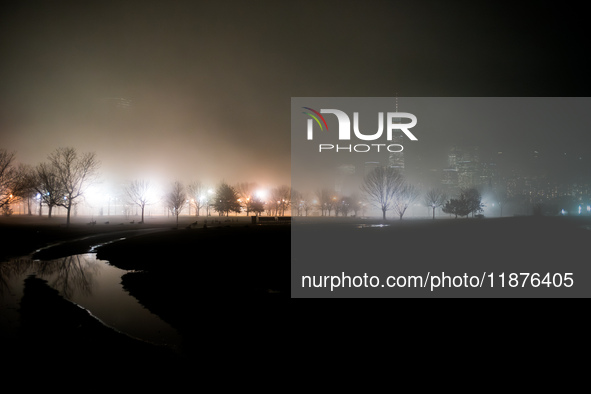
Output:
[0, 251, 182, 350]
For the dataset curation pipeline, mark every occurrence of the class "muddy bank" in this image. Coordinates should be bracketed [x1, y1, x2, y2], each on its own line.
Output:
[94, 224, 289, 354]
[5, 275, 187, 378]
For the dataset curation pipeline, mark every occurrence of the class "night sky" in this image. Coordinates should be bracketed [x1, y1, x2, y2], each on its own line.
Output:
[1, 1, 590, 196]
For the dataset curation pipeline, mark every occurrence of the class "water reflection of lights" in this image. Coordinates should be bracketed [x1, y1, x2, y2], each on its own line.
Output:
[356, 224, 390, 228]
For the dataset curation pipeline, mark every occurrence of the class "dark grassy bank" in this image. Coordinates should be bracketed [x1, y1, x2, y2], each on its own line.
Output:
[94, 224, 289, 354]
[6, 275, 186, 377]
[0, 216, 175, 261]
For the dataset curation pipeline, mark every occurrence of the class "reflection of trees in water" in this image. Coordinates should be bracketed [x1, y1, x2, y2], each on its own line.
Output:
[0, 258, 35, 297]
[36, 255, 100, 299]
[0, 255, 100, 300]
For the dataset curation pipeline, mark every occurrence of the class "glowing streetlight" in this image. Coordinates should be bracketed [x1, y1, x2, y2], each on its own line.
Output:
[207, 189, 214, 216]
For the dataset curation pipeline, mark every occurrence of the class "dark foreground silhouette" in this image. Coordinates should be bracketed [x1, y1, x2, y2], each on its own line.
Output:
[11, 276, 185, 372]
[95, 225, 289, 355]
[1, 220, 289, 376]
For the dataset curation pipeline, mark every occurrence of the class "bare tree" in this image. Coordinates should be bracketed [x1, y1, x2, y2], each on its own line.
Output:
[392, 183, 420, 220]
[32, 162, 62, 217]
[291, 189, 314, 217]
[17, 164, 37, 215]
[349, 193, 363, 217]
[125, 180, 155, 223]
[235, 182, 258, 216]
[424, 187, 447, 219]
[315, 188, 334, 216]
[271, 185, 291, 216]
[360, 166, 405, 220]
[338, 196, 354, 217]
[300, 192, 313, 216]
[291, 189, 303, 216]
[166, 181, 187, 227]
[248, 196, 265, 216]
[2, 161, 34, 215]
[0, 150, 22, 210]
[48, 147, 100, 225]
[333, 194, 344, 216]
[187, 181, 206, 216]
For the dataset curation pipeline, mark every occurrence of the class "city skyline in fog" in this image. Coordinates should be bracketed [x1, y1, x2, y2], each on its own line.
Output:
[291, 97, 591, 198]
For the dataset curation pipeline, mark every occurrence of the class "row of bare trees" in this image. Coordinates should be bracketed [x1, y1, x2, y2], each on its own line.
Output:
[360, 166, 485, 220]
[291, 166, 486, 221]
[361, 166, 420, 220]
[3, 147, 485, 224]
[3, 147, 297, 226]
[290, 167, 422, 220]
[124, 179, 294, 227]
[1, 147, 100, 224]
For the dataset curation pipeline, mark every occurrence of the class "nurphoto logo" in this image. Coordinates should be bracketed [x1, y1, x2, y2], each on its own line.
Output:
[302, 107, 418, 153]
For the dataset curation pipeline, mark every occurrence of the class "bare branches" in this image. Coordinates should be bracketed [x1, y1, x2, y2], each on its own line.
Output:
[0, 150, 19, 209]
[360, 166, 405, 220]
[47, 147, 100, 225]
[315, 188, 332, 216]
[235, 182, 262, 216]
[187, 181, 206, 216]
[33, 162, 62, 217]
[125, 180, 156, 223]
[424, 187, 447, 219]
[270, 185, 291, 216]
[392, 183, 420, 220]
[166, 181, 187, 227]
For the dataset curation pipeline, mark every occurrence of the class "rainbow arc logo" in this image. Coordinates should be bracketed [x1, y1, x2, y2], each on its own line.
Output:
[302, 107, 329, 131]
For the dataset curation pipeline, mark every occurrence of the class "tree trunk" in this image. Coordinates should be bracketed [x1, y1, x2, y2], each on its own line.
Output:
[66, 200, 72, 225]
[48, 205, 52, 218]
[141, 205, 145, 223]
[382, 208, 387, 221]
[432, 207, 436, 219]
